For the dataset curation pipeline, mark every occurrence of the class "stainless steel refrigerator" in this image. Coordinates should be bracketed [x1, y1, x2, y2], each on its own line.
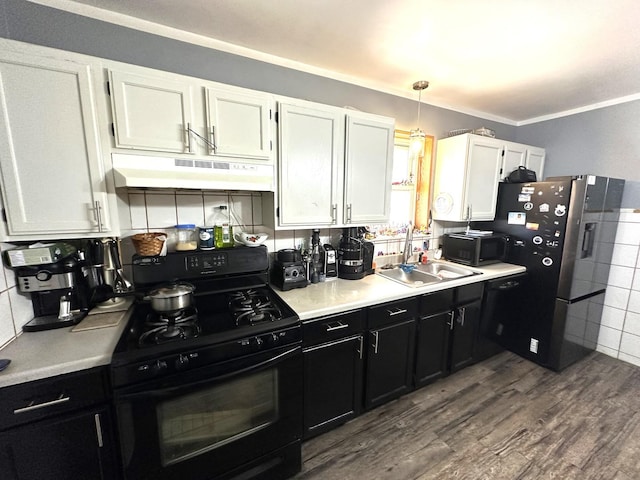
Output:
[476, 175, 625, 371]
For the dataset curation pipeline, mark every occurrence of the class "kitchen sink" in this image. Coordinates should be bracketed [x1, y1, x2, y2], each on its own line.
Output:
[415, 261, 479, 279]
[377, 261, 480, 287]
[376, 267, 442, 288]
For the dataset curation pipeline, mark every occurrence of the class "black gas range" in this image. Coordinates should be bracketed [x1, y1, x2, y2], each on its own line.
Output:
[111, 246, 303, 480]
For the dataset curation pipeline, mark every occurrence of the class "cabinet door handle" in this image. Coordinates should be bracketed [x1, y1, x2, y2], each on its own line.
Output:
[94, 200, 103, 232]
[372, 331, 379, 354]
[325, 321, 349, 332]
[185, 123, 193, 153]
[387, 307, 408, 317]
[209, 126, 217, 154]
[346, 204, 352, 223]
[448, 311, 455, 330]
[357, 335, 364, 360]
[13, 394, 70, 414]
[331, 204, 337, 224]
[94, 413, 104, 448]
[459, 307, 466, 327]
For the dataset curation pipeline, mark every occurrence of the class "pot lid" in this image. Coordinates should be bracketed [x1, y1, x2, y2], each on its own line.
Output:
[149, 283, 194, 298]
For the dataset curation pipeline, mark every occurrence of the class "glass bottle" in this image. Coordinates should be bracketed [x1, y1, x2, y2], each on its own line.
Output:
[213, 206, 233, 249]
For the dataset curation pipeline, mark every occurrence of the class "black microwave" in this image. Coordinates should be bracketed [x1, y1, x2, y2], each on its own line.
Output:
[442, 232, 507, 266]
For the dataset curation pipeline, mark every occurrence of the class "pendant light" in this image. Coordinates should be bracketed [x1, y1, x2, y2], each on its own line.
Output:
[409, 80, 429, 161]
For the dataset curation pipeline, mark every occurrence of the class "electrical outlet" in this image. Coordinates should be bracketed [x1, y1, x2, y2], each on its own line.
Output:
[530, 338, 539, 354]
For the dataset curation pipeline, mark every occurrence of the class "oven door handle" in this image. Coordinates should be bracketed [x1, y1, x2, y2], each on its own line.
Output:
[118, 346, 300, 400]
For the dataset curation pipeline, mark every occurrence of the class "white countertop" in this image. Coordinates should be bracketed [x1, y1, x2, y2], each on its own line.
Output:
[0, 261, 525, 389]
[274, 261, 526, 320]
[0, 308, 131, 388]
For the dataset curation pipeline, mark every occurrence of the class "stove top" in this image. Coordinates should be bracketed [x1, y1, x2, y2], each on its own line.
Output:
[111, 248, 301, 388]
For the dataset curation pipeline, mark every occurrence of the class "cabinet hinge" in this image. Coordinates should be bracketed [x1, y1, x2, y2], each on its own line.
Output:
[501, 149, 505, 157]
[1, 209, 6, 223]
[106, 81, 111, 96]
[110, 123, 115, 137]
[276, 207, 280, 218]
[270, 140, 273, 151]
[274, 111, 279, 123]
[269, 109, 272, 120]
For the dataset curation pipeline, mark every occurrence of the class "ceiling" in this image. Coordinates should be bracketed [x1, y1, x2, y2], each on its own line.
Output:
[38, 0, 640, 125]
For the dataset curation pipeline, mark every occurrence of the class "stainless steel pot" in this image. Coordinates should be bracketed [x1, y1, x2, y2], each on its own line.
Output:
[148, 282, 195, 313]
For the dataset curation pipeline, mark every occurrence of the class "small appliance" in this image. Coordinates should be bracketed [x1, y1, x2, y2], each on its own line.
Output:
[271, 249, 308, 291]
[323, 244, 338, 278]
[442, 232, 507, 266]
[13, 253, 89, 331]
[337, 227, 374, 280]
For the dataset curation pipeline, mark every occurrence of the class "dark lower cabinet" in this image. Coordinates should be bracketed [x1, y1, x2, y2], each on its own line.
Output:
[303, 336, 363, 439]
[0, 407, 117, 480]
[415, 283, 484, 386]
[0, 367, 118, 480]
[449, 300, 482, 373]
[302, 309, 365, 439]
[365, 298, 417, 410]
[415, 311, 452, 387]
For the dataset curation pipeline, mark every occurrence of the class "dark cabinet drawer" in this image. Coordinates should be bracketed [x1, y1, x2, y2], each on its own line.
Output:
[303, 309, 365, 346]
[419, 288, 454, 316]
[368, 297, 418, 329]
[0, 367, 108, 430]
[455, 282, 484, 304]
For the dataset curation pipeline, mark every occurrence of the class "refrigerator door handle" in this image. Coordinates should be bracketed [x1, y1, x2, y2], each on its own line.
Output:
[581, 222, 597, 259]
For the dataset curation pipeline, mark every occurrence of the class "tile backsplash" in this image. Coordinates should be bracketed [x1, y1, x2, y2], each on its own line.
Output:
[596, 209, 640, 366]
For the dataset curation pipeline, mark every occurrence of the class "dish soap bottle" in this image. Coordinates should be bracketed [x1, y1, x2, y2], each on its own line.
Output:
[213, 205, 233, 249]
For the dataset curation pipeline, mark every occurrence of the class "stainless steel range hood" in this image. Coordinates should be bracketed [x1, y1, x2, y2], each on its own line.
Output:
[111, 154, 275, 191]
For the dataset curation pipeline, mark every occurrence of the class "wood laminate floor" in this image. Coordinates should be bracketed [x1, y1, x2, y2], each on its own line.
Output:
[295, 351, 640, 480]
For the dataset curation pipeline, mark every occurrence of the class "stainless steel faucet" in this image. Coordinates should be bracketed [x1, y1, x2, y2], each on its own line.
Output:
[402, 222, 413, 264]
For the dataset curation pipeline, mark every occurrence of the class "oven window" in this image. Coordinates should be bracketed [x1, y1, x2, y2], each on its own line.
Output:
[157, 369, 279, 466]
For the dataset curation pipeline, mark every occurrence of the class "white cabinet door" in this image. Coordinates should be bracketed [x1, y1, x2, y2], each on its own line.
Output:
[501, 141, 527, 181]
[464, 137, 503, 220]
[432, 134, 502, 222]
[109, 70, 193, 153]
[0, 53, 112, 237]
[525, 146, 546, 181]
[344, 114, 394, 224]
[277, 103, 342, 226]
[206, 88, 273, 160]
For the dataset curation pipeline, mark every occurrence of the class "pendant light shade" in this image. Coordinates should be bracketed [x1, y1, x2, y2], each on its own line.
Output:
[409, 80, 429, 158]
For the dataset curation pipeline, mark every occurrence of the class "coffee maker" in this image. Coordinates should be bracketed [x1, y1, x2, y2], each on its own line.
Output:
[12, 250, 89, 331]
[337, 227, 374, 280]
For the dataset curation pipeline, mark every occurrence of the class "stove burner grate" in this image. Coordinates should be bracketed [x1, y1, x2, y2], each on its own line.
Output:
[228, 289, 282, 326]
[139, 308, 200, 346]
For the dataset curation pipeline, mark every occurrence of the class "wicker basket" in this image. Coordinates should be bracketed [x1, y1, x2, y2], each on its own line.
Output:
[131, 232, 166, 256]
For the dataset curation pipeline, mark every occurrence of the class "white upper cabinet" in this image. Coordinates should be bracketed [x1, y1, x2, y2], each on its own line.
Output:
[501, 141, 527, 181]
[525, 146, 546, 181]
[433, 133, 545, 222]
[205, 87, 272, 160]
[0, 48, 116, 240]
[109, 70, 194, 153]
[344, 113, 394, 224]
[277, 102, 343, 226]
[432, 134, 503, 222]
[274, 101, 394, 228]
[108, 68, 274, 162]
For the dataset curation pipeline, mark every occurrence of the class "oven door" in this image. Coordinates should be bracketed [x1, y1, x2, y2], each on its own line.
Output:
[114, 345, 302, 480]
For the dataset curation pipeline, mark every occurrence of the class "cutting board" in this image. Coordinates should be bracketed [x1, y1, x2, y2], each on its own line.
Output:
[72, 309, 128, 332]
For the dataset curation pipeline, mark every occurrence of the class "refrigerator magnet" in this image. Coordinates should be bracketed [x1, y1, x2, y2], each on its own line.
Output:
[518, 193, 531, 202]
[526, 222, 540, 230]
[508, 212, 526, 225]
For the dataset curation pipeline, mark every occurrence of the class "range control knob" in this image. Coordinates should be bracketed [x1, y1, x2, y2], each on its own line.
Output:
[252, 336, 264, 348]
[268, 333, 280, 345]
[175, 354, 190, 370]
[152, 360, 168, 374]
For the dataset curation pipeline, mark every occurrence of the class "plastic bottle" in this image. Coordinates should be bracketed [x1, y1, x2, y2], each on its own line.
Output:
[212, 206, 234, 249]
